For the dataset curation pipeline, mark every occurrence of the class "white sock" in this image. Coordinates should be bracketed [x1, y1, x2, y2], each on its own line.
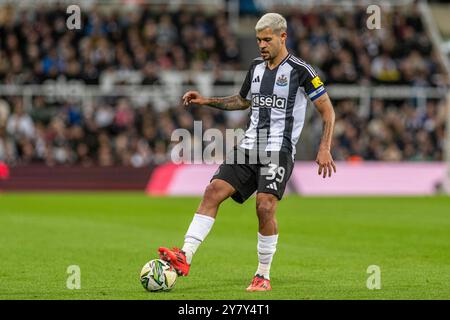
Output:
[255, 232, 278, 280]
[182, 213, 215, 264]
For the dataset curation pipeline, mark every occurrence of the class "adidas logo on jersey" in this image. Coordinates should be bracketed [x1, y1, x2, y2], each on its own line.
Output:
[252, 93, 287, 109]
[252, 76, 260, 83]
[266, 182, 278, 191]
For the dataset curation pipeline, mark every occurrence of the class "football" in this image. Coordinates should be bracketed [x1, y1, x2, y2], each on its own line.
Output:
[140, 259, 177, 292]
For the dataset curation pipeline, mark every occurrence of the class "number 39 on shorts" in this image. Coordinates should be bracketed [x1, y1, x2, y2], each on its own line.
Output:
[265, 164, 285, 182]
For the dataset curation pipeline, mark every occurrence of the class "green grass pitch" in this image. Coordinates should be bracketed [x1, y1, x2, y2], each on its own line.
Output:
[0, 193, 449, 300]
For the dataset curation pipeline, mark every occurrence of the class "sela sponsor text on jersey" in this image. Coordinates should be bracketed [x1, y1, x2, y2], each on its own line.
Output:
[252, 93, 287, 109]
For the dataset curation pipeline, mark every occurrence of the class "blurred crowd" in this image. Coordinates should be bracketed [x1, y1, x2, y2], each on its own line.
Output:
[0, 4, 448, 166]
[0, 94, 445, 166]
[0, 96, 227, 166]
[1, 5, 447, 86]
[321, 98, 446, 162]
[0, 5, 239, 85]
[286, 4, 448, 86]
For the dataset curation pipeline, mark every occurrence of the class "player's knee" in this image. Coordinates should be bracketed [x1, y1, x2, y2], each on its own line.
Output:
[204, 180, 229, 204]
[256, 202, 273, 220]
[256, 194, 277, 220]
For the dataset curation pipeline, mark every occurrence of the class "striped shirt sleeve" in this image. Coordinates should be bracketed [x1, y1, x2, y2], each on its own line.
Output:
[239, 65, 252, 101]
[298, 63, 326, 102]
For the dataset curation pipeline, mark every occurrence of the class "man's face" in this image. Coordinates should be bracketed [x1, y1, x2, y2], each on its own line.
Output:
[256, 28, 286, 61]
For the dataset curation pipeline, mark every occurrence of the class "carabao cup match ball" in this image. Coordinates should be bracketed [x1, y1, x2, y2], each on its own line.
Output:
[140, 259, 177, 292]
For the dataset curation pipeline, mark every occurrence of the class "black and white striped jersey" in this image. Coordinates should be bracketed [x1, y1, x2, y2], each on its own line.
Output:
[239, 53, 326, 158]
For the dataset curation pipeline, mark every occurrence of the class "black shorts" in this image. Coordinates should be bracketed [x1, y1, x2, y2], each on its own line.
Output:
[211, 146, 294, 203]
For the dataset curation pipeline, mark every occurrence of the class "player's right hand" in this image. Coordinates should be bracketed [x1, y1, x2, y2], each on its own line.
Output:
[182, 91, 206, 107]
[316, 148, 336, 178]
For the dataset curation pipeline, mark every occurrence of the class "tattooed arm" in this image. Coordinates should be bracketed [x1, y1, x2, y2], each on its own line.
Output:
[313, 92, 337, 178]
[182, 91, 251, 110]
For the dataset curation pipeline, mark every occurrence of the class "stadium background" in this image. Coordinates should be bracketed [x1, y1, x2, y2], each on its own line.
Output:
[1, 0, 450, 300]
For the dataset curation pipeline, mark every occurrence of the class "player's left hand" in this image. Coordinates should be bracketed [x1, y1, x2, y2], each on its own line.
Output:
[316, 148, 336, 178]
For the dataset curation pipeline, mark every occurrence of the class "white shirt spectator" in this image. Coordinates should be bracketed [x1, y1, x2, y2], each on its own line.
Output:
[7, 112, 35, 140]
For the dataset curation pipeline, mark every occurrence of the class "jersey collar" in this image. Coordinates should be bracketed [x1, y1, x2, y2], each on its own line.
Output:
[265, 53, 291, 70]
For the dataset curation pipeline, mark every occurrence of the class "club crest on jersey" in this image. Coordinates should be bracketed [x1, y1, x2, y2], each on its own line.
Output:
[252, 93, 287, 109]
[276, 74, 288, 86]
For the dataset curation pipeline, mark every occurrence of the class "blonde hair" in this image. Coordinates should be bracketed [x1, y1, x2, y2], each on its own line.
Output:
[255, 13, 287, 34]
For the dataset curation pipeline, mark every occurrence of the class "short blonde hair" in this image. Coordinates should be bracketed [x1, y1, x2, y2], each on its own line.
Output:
[255, 13, 287, 34]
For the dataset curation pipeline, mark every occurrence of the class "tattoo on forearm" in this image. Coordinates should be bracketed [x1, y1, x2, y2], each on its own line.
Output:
[320, 120, 333, 149]
[208, 95, 250, 110]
